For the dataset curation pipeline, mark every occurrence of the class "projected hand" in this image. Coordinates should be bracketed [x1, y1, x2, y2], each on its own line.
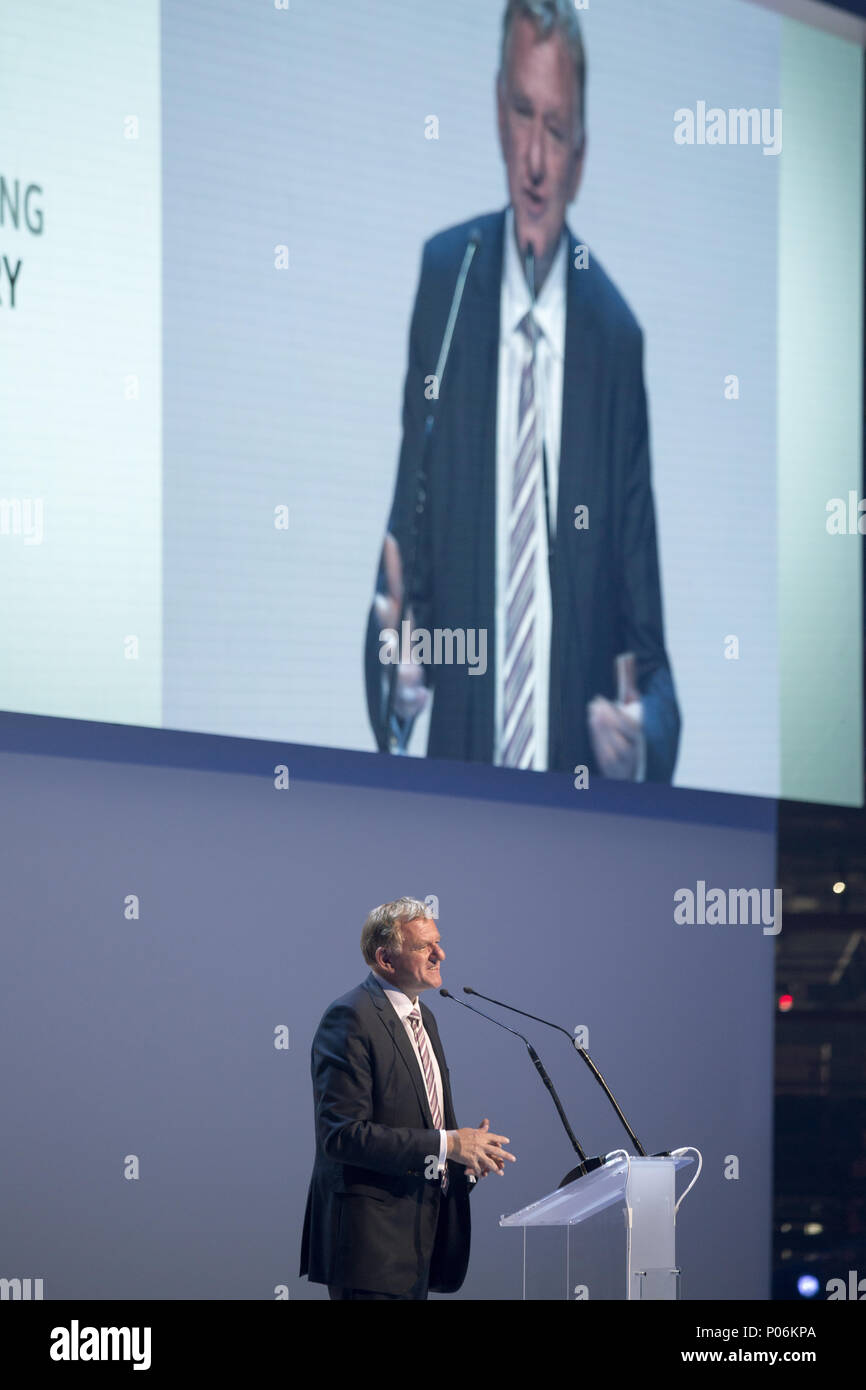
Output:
[374, 532, 430, 721]
[588, 696, 641, 779]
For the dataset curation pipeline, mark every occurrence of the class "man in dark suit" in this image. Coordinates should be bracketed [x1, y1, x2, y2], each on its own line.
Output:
[365, 0, 679, 781]
[299, 897, 515, 1300]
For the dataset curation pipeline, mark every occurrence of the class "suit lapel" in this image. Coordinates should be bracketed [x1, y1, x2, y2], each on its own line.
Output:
[462, 210, 503, 356]
[454, 212, 504, 761]
[553, 225, 600, 740]
[363, 974, 438, 1127]
[560, 226, 602, 510]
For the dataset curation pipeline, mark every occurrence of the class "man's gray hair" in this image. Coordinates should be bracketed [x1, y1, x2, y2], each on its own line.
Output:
[499, 0, 586, 142]
[361, 896, 432, 968]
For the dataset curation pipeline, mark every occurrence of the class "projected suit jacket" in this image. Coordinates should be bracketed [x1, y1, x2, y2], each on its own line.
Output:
[299, 973, 473, 1295]
[364, 207, 680, 781]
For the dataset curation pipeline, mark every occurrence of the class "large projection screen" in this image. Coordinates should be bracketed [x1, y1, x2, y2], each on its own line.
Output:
[1, 0, 862, 805]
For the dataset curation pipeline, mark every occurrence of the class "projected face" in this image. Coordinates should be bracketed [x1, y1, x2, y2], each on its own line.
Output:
[376, 917, 445, 999]
[497, 15, 585, 288]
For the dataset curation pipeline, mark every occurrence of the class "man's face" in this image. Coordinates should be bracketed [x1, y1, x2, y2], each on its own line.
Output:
[376, 916, 445, 999]
[497, 15, 585, 280]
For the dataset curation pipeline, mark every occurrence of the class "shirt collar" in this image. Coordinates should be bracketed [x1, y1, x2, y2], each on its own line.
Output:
[370, 970, 419, 1014]
[501, 204, 568, 357]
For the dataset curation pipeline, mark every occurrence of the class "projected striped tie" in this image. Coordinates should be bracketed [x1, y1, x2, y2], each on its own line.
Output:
[502, 311, 540, 770]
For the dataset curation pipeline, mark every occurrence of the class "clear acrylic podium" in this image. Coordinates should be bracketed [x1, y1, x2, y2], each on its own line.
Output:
[500, 1154, 695, 1300]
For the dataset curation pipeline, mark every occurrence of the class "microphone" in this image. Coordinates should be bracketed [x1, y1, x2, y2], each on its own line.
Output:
[384, 228, 482, 753]
[440, 988, 607, 1185]
[433, 226, 482, 393]
[464, 986, 649, 1157]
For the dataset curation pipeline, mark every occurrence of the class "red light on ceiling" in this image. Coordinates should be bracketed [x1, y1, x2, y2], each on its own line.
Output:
[778, 994, 793, 1013]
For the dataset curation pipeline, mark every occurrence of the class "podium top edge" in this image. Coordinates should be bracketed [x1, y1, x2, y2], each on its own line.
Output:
[499, 1153, 695, 1227]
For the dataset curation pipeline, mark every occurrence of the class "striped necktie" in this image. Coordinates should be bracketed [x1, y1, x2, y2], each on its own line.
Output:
[502, 310, 540, 769]
[407, 1010, 449, 1192]
[407, 1009, 442, 1127]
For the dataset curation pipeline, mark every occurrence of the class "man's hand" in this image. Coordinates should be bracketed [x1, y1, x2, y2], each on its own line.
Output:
[374, 532, 430, 721]
[587, 695, 641, 779]
[447, 1117, 516, 1178]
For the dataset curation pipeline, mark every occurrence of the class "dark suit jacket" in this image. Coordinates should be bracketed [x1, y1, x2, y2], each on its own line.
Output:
[365, 207, 680, 780]
[299, 973, 472, 1295]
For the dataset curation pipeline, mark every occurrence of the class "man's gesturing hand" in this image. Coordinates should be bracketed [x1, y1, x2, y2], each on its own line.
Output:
[587, 695, 640, 780]
[447, 1117, 516, 1178]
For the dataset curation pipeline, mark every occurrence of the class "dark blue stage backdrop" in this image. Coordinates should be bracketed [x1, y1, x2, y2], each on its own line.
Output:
[0, 722, 774, 1299]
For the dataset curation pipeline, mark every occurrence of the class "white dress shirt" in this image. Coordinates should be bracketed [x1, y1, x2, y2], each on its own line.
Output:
[372, 974, 448, 1172]
[494, 206, 566, 772]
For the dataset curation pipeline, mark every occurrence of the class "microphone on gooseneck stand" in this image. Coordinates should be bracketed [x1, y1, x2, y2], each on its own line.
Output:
[464, 985, 651, 1159]
[384, 228, 483, 755]
[440, 988, 607, 1186]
